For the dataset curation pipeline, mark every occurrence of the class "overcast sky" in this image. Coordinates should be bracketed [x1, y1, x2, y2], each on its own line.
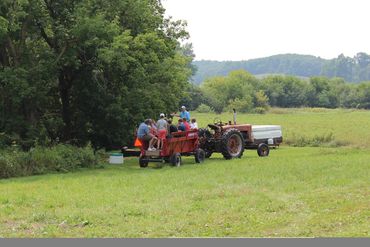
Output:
[162, 0, 370, 61]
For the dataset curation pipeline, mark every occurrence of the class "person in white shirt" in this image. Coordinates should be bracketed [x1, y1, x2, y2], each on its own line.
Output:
[190, 118, 198, 130]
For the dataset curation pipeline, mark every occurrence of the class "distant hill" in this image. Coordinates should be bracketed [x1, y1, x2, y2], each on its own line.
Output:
[192, 53, 370, 84]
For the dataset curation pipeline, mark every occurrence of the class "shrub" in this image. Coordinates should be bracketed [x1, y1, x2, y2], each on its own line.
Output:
[0, 144, 98, 179]
[28, 147, 63, 173]
[0, 153, 22, 178]
[225, 97, 253, 113]
[196, 104, 214, 113]
[253, 107, 268, 114]
[254, 91, 270, 108]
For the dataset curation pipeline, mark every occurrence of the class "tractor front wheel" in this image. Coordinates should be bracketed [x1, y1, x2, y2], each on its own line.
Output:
[221, 128, 244, 160]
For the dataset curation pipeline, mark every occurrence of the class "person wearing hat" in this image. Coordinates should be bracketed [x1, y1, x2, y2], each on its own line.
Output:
[156, 113, 168, 150]
[173, 106, 191, 122]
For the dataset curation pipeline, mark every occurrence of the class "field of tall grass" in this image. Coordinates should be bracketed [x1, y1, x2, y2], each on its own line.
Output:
[0, 108, 369, 237]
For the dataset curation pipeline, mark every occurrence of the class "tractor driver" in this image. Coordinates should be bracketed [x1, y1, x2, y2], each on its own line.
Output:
[137, 119, 158, 151]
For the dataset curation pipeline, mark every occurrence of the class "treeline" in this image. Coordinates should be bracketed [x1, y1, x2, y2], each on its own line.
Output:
[0, 0, 192, 150]
[192, 53, 370, 84]
[183, 70, 370, 113]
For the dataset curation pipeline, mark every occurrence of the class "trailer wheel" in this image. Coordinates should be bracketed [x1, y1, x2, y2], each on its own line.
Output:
[195, 149, 206, 164]
[139, 156, 149, 168]
[170, 153, 182, 167]
[257, 143, 270, 157]
[221, 128, 244, 160]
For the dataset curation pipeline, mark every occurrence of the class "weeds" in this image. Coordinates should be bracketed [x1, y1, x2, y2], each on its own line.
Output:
[285, 132, 348, 147]
[0, 145, 98, 179]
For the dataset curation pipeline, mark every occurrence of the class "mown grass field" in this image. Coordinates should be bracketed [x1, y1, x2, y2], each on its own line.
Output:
[0, 108, 369, 237]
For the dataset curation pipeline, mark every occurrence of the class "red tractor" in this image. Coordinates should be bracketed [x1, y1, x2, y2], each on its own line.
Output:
[198, 109, 283, 159]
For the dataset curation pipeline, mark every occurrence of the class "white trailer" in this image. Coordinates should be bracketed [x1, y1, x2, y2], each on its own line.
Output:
[244, 125, 283, 157]
[252, 125, 283, 146]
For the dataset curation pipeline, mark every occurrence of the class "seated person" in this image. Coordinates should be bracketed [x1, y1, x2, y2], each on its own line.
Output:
[167, 119, 178, 135]
[137, 119, 158, 151]
[149, 119, 158, 136]
[190, 118, 198, 129]
[177, 119, 186, 131]
[183, 118, 190, 131]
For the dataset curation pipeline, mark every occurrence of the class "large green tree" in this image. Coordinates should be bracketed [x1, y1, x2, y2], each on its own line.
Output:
[0, 0, 192, 149]
[201, 70, 261, 113]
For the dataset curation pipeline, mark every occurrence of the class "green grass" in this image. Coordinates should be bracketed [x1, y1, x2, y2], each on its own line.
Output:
[0, 108, 369, 237]
[0, 147, 369, 237]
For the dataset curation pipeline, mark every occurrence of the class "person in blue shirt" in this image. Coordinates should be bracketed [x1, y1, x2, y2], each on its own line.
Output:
[137, 119, 158, 151]
[177, 119, 186, 131]
[172, 106, 190, 122]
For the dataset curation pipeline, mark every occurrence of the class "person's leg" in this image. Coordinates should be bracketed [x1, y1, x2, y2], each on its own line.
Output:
[142, 134, 153, 150]
[157, 130, 163, 149]
[153, 137, 158, 149]
[149, 137, 155, 149]
[157, 138, 161, 149]
[161, 137, 167, 149]
[160, 130, 167, 149]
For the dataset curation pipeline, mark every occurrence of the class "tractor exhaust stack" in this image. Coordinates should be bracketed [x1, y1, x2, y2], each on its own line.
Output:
[233, 108, 237, 125]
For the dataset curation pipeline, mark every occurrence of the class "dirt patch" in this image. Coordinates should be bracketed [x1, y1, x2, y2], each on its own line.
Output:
[2, 220, 45, 236]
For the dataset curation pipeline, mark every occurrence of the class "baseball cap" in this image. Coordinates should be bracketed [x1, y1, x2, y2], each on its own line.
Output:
[160, 113, 165, 117]
[181, 106, 186, 109]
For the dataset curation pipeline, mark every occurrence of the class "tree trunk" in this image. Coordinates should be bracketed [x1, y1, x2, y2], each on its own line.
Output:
[6, 36, 19, 66]
[59, 73, 72, 142]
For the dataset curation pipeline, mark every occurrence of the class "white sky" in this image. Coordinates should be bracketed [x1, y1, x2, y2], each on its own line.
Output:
[162, 0, 370, 61]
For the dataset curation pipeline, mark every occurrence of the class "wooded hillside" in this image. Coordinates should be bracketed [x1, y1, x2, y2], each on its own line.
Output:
[192, 53, 370, 84]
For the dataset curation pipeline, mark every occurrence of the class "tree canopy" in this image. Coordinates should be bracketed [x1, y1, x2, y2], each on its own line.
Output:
[0, 0, 193, 150]
[194, 70, 370, 114]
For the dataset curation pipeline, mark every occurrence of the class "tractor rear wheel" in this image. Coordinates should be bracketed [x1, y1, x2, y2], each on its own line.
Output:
[221, 128, 244, 160]
[257, 143, 270, 157]
[195, 148, 205, 164]
[170, 153, 182, 167]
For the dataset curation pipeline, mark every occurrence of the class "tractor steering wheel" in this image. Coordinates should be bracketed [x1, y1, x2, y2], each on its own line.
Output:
[213, 117, 222, 125]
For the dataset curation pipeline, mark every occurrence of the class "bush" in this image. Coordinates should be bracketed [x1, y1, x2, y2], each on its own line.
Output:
[225, 97, 253, 113]
[196, 104, 214, 113]
[0, 153, 22, 178]
[253, 107, 268, 114]
[0, 144, 98, 179]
